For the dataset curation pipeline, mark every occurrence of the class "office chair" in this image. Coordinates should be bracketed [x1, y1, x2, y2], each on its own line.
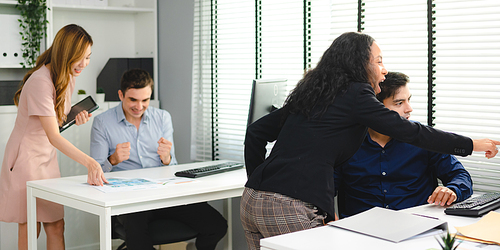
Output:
[112, 216, 199, 250]
[335, 180, 347, 220]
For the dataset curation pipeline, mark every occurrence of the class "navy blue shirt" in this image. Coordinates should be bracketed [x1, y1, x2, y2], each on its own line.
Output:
[245, 82, 473, 217]
[335, 132, 473, 218]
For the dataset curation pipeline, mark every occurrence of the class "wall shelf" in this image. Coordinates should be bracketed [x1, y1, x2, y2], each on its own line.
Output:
[52, 4, 154, 14]
[0, 64, 23, 68]
[0, 1, 17, 6]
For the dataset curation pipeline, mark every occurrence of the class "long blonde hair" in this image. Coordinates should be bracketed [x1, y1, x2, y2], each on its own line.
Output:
[14, 24, 93, 125]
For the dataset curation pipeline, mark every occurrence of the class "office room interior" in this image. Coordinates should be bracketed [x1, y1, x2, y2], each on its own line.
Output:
[1, 0, 500, 249]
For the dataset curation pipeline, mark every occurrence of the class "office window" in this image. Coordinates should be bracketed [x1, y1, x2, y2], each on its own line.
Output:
[433, 0, 500, 192]
[192, 0, 354, 162]
[363, 0, 429, 124]
[191, 0, 255, 162]
[191, 0, 213, 161]
[192, 0, 500, 193]
[259, 0, 304, 87]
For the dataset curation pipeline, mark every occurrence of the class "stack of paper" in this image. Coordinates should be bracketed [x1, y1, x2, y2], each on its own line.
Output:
[328, 207, 448, 242]
[455, 211, 500, 245]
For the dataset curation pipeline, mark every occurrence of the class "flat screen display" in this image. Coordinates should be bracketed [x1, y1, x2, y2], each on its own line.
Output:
[247, 79, 288, 126]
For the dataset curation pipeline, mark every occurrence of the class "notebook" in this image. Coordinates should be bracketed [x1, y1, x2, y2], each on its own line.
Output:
[328, 207, 448, 243]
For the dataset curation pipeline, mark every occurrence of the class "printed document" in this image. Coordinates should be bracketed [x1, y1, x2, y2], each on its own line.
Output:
[93, 177, 195, 193]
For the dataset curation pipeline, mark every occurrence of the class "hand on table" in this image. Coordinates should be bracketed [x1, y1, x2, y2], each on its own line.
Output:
[428, 186, 457, 206]
[85, 157, 108, 186]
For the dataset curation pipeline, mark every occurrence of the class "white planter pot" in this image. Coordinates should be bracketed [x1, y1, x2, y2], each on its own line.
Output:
[78, 94, 87, 102]
[96, 93, 105, 103]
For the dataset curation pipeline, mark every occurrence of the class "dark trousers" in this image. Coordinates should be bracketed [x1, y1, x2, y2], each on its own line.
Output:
[117, 202, 227, 250]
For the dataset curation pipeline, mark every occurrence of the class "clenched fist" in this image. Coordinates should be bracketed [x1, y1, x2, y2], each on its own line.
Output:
[157, 137, 173, 165]
[109, 142, 131, 165]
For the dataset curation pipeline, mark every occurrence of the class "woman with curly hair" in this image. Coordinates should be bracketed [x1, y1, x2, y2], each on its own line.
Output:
[241, 32, 499, 249]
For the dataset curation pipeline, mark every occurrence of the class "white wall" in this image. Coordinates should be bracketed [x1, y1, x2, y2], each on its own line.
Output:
[157, 0, 194, 164]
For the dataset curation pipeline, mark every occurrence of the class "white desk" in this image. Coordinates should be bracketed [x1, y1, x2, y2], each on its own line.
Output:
[261, 204, 500, 250]
[27, 160, 247, 250]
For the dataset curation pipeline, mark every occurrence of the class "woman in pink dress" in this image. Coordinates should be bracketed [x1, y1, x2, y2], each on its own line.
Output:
[0, 24, 108, 250]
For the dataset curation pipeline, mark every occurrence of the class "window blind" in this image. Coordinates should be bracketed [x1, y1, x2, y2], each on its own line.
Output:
[192, 0, 256, 162]
[362, 0, 429, 124]
[310, 0, 358, 69]
[191, 0, 213, 161]
[193, 1, 500, 194]
[433, 0, 500, 192]
[192, 0, 352, 162]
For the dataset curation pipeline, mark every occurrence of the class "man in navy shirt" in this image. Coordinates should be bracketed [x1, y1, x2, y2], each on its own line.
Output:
[335, 71, 473, 218]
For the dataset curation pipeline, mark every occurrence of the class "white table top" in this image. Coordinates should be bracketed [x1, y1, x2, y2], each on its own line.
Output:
[261, 204, 500, 250]
[27, 160, 247, 215]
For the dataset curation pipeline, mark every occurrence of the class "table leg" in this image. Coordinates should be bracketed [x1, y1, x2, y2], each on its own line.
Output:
[99, 207, 112, 250]
[27, 187, 37, 250]
[223, 197, 233, 250]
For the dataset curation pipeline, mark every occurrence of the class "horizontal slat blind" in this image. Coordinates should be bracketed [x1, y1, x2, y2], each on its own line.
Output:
[191, 0, 213, 161]
[310, 0, 358, 70]
[193, 1, 500, 193]
[363, 0, 429, 124]
[260, 1, 304, 86]
[433, 0, 500, 192]
[211, 0, 256, 161]
[193, 0, 351, 161]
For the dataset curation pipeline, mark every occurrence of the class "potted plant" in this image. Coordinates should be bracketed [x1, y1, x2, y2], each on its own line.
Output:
[77, 89, 87, 101]
[16, 0, 49, 68]
[96, 87, 105, 103]
[428, 230, 460, 250]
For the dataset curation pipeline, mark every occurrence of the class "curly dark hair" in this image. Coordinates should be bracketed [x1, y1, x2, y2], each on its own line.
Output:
[284, 32, 375, 118]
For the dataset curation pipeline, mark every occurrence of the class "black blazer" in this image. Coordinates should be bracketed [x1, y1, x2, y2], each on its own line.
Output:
[244, 81, 472, 217]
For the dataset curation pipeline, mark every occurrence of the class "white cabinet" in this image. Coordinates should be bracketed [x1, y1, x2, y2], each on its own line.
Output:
[47, 0, 158, 103]
[0, 0, 158, 102]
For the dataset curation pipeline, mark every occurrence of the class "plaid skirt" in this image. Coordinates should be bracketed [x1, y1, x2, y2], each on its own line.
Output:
[240, 187, 326, 250]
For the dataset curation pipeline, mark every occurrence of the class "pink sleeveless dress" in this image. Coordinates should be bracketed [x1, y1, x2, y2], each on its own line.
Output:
[0, 65, 75, 223]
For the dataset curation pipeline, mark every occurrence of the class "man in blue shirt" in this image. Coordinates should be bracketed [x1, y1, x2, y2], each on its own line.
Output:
[90, 69, 227, 250]
[335, 71, 473, 219]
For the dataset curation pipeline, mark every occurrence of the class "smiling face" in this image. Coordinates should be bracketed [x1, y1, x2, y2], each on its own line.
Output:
[368, 42, 388, 94]
[71, 44, 92, 77]
[119, 87, 151, 123]
[382, 84, 413, 119]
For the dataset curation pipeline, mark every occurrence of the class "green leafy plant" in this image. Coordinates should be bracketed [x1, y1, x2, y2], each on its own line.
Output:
[78, 89, 86, 95]
[96, 87, 105, 94]
[16, 0, 49, 68]
[435, 230, 460, 250]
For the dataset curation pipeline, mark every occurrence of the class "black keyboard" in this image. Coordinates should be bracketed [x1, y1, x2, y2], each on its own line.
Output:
[174, 162, 244, 178]
[444, 192, 500, 217]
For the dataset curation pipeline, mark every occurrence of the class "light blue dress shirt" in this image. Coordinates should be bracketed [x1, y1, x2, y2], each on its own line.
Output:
[90, 103, 177, 172]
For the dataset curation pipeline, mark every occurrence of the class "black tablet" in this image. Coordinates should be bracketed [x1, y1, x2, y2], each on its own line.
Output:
[59, 96, 99, 132]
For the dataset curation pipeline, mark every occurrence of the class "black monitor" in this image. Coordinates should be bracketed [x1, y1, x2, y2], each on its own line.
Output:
[97, 58, 153, 101]
[247, 79, 288, 126]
